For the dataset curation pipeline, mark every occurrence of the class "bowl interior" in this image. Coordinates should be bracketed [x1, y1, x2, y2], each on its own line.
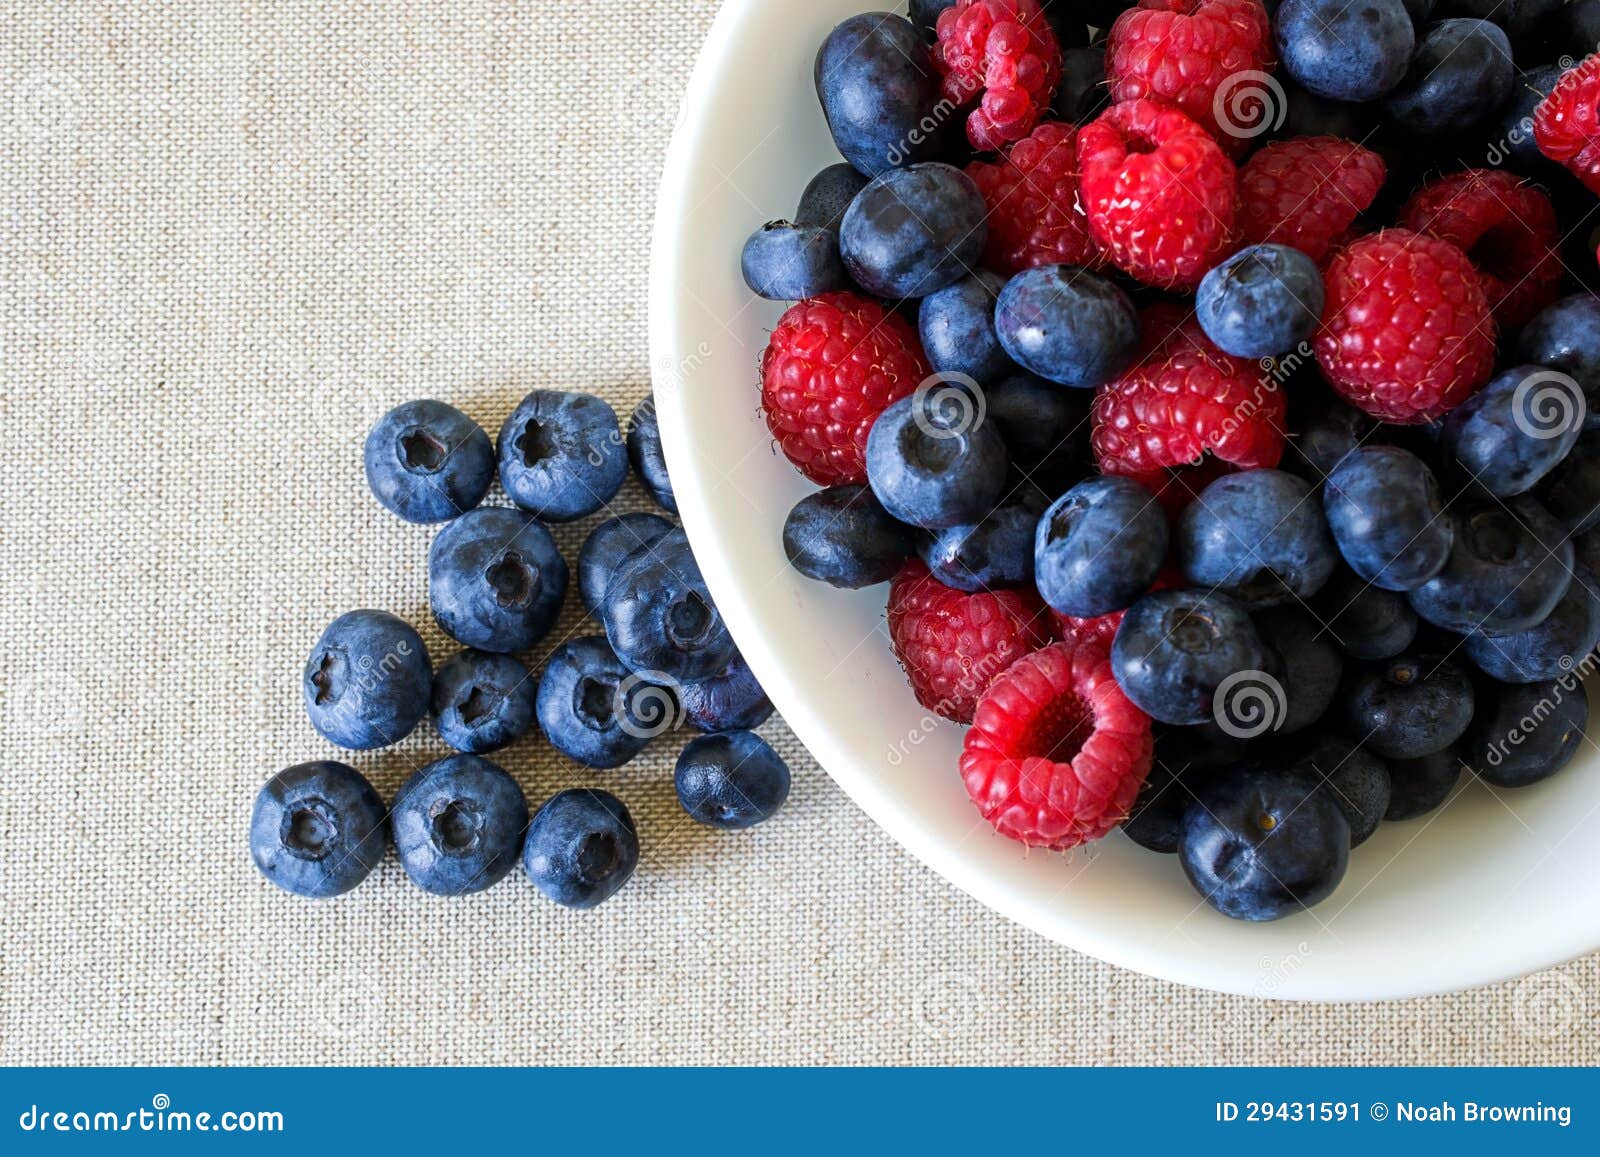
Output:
[648, 0, 1600, 999]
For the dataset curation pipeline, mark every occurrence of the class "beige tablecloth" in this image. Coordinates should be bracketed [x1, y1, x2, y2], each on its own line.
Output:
[1, 1, 1596, 1065]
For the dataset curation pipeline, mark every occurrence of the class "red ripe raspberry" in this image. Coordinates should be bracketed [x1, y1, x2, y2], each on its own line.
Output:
[1105, 0, 1274, 151]
[1236, 136, 1385, 264]
[1399, 169, 1562, 329]
[1535, 53, 1600, 194]
[886, 559, 1052, 724]
[759, 291, 929, 486]
[960, 638, 1154, 850]
[1316, 229, 1496, 425]
[1091, 319, 1286, 509]
[1076, 99, 1237, 290]
[934, 0, 1064, 150]
[966, 121, 1101, 274]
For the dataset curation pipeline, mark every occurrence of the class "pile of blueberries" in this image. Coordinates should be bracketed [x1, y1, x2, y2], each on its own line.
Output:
[249, 391, 790, 907]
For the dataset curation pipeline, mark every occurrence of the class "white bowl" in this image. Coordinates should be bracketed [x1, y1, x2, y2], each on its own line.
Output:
[648, 0, 1600, 1000]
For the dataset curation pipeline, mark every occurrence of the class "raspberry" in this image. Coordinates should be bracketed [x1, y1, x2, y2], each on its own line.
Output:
[1535, 53, 1600, 194]
[1236, 136, 1385, 265]
[1051, 565, 1182, 644]
[1091, 319, 1286, 509]
[886, 559, 1053, 724]
[959, 638, 1154, 849]
[759, 291, 929, 486]
[1076, 99, 1237, 290]
[934, 0, 1064, 150]
[1399, 169, 1562, 329]
[965, 121, 1101, 274]
[1105, 0, 1274, 151]
[1316, 229, 1496, 425]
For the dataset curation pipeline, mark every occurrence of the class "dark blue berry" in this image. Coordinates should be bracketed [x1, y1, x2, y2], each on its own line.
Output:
[1177, 469, 1337, 607]
[602, 527, 736, 682]
[536, 636, 661, 769]
[522, 788, 639, 909]
[1540, 428, 1600, 534]
[626, 397, 676, 514]
[1485, 65, 1564, 173]
[1316, 569, 1418, 660]
[303, 609, 432, 750]
[678, 649, 773, 732]
[364, 400, 494, 524]
[984, 371, 1092, 489]
[1121, 730, 1244, 854]
[839, 163, 987, 298]
[1179, 766, 1350, 921]
[1383, 19, 1514, 136]
[1440, 365, 1586, 497]
[1278, 75, 1371, 139]
[428, 506, 568, 653]
[1408, 495, 1573, 635]
[392, 754, 528, 896]
[1463, 563, 1600, 684]
[430, 649, 537, 754]
[920, 497, 1040, 592]
[674, 731, 791, 829]
[1324, 447, 1452, 591]
[795, 163, 870, 233]
[865, 391, 1009, 529]
[1112, 589, 1272, 725]
[994, 265, 1139, 388]
[1516, 294, 1600, 430]
[1275, 0, 1415, 102]
[918, 271, 1012, 384]
[1283, 388, 1378, 480]
[814, 14, 943, 177]
[250, 761, 388, 898]
[578, 511, 673, 613]
[783, 484, 914, 588]
[1385, 746, 1465, 820]
[496, 390, 626, 521]
[1293, 732, 1392, 846]
[740, 220, 848, 300]
[1464, 678, 1588, 789]
[1342, 653, 1475, 760]
[1034, 475, 1167, 616]
[1054, 45, 1109, 123]
[1547, 0, 1600, 61]
[1254, 606, 1343, 735]
[1433, 0, 1561, 47]
[1195, 244, 1324, 359]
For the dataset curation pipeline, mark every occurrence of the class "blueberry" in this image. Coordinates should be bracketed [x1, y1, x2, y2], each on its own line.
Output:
[626, 396, 676, 514]
[794, 163, 870, 234]
[678, 649, 773, 732]
[1485, 65, 1564, 173]
[1316, 569, 1418, 660]
[1546, 0, 1600, 62]
[1385, 747, 1465, 820]
[364, 400, 495, 524]
[392, 754, 528, 896]
[250, 761, 388, 898]
[1541, 428, 1600, 534]
[1054, 45, 1108, 123]
[839, 163, 987, 298]
[522, 788, 639, 909]
[783, 484, 914, 588]
[1464, 678, 1588, 789]
[920, 497, 1040, 592]
[1342, 653, 1476, 760]
[865, 390, 1009, 529]
[428, 506, 568, 652]
[1040, 2, 1090, 49]
[1433, 0, 1561, 47]
[303, 609, 432, 750]
[1253, 606, 1344, 735]
[1407, 495, 1573, 635]
[1577, 524, 1600, 579]
[1292, 732, 1392, 846]
[1383, 19, 1514, 136]
[740, 220, 848, 300]
[496, 390, 627, 521]
[814, 14, 942, 177]
[602, 527, 737, 681]
[984, 371, 1092, 488]
[1517, 294, 1600, 430]
[1441, 365, 1586, 497]
[1324, 447, 1452, 591]
[918, 272, 1013, 384]
[1177, 470, 1337, 608]
[1112, 589, 1273, 725]
[578, 511, 673, 613]
[1275, 0, 1415, 102]
[1035, 476, 1167, 616]
[1463, 564, 1600, 684]
[1179, 766, 1350, 921]
[1195, 245, 1324, 360]
[429, 649, 537, 754]
[1282, 388, 1378, 480]
[536, 636, 663, 768]
[1278, 76, 1371, 139]
[1121, 730, 1244, 854]
[994, 265, 1140, 388]
[674, 731, 791, 829]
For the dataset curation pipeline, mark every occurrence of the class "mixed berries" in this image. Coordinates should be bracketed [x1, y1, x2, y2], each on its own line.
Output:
[754, 3, 1600, 923]
[251, 392, 791, 906]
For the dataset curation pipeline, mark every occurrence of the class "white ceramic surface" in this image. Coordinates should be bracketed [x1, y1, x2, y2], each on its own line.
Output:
[647, 0, 1600, 1000]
